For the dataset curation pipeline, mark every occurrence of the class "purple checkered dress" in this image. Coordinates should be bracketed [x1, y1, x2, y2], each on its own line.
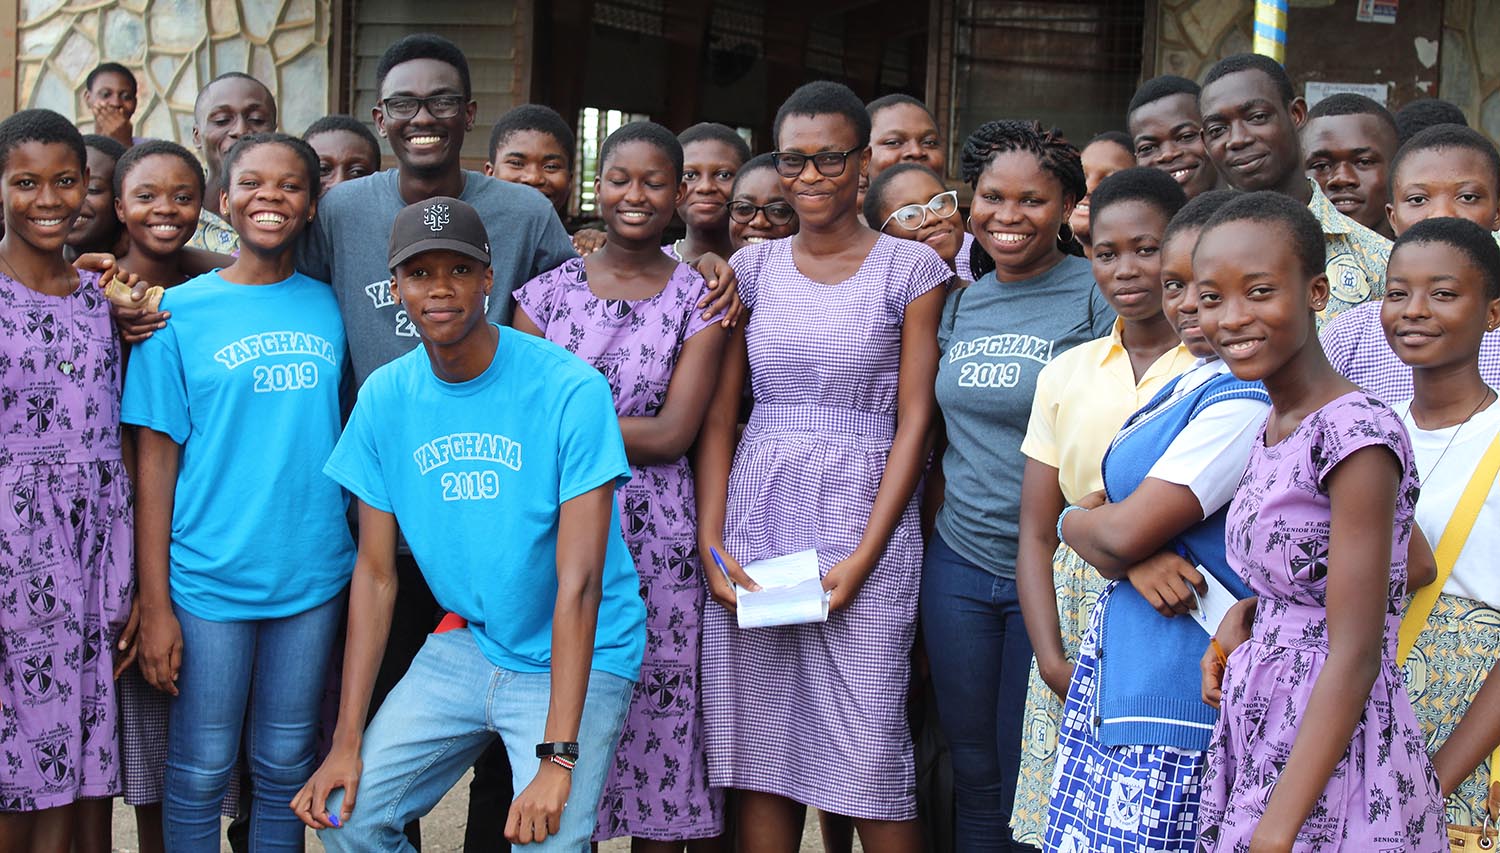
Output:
[701, 234, 949, 820]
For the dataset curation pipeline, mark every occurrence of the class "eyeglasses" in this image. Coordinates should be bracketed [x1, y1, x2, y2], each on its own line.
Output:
[726, 200, 796, 226]
[379, 94, 468, 120]
[880, 190, 959, 232]
[771, 147, 863, 179]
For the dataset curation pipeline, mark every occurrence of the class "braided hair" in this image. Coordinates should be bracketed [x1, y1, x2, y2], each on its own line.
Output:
[959, 120, 1085, 279]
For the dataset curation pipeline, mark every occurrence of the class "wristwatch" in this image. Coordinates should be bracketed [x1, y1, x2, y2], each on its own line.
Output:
[535, 741, 580, 759]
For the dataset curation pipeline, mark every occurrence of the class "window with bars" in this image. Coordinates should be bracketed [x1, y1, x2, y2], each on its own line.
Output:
[573, 107, 652, 217]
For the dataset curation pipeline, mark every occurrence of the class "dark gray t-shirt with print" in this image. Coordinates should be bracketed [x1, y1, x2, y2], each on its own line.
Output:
[934, 253, 1115, 577]
[298, 168, 577, 388]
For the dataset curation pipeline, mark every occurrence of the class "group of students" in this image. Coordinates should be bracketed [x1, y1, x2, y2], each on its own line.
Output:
[3, 31, 1500, 853]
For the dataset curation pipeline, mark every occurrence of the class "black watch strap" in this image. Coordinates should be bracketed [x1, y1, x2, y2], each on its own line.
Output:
[535, 741, 580, 759]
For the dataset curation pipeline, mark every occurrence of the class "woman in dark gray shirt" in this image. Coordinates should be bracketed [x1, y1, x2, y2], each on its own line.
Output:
[924, 120, 1114, 853]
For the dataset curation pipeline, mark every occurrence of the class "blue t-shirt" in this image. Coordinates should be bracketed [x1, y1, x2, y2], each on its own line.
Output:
[323, 325, 646, 681]
[121, 271, 355, 621]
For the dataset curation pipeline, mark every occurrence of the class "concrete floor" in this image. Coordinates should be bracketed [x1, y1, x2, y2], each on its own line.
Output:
[107, 771, 849, 852]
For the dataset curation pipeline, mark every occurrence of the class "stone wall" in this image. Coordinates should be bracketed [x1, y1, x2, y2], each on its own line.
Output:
[1439, 0, 1500, 142]
[1152, 0, 1253, 84]
[18, 0, 332, 146]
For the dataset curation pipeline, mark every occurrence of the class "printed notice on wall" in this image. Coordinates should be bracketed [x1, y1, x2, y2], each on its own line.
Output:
[1356, 0, 1397, 24]
[1306, 81, 1390, 108]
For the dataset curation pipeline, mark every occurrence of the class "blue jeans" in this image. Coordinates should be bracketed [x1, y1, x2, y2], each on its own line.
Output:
[164, 593, 344, 852]
[319, 628, 633, 853]
[920, 532, 1038, 853]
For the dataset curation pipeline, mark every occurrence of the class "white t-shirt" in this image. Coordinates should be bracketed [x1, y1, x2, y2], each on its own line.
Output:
[1395, 395, 1500, 608]
[1144, 359, 1271, 517]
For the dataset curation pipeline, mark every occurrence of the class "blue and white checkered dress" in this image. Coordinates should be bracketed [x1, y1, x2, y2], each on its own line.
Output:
[1043, 586, 1205, 852]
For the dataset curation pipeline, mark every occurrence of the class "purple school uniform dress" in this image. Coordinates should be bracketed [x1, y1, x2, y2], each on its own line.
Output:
[701, 234, 949, 820]
[514, 257, 723, 841]
[0, 271, 133, 811]
[1197, 392, 1445, 852]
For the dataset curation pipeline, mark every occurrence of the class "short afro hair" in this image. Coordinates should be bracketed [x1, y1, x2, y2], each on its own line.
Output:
[222, 132, 322, 201]
[1394, 98, 1468, 146]
[1128, 75, 1201, 117]
[1163, 188, 1239, 245]
[599, 121, 684, 183]
[1086, 130, 1134, 158]
[1393, 216, 1500, 299]
[678, 122, 751, 166]
[862, 162, 944, 228]
[376, 33, 471, 99]
[1088, 166, 1189, 232]
[866, 93, 934, 121]
[774, 81, 872, 149]
[303, 114, 381, 167]
[85, 62, 137, 93]
[488, 104, 575, 164]
[1306, 93, 1397, 139]
[731, 152, 778, 194]
[0, 108, 86, 175]
[194, 72, 274, 118]
[1202, 53, 1295, 104]
[1200, 190, 1326, 280]
[113, 139, 206, 199]
[82, 133, 127, 164]
[1391, 124, 1500, 195]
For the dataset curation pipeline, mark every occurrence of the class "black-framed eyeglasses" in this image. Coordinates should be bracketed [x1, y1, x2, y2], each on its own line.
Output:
[380, 94, 468, 120]
[726, 200, 796, 226]
[881, 190, 959, 232]
[771, 147, 863, 179]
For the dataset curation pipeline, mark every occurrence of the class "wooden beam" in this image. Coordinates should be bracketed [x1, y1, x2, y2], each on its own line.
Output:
[662, 0, 713, 130]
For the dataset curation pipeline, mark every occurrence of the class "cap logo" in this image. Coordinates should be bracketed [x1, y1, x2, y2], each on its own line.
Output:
[423, 203, 450, 232]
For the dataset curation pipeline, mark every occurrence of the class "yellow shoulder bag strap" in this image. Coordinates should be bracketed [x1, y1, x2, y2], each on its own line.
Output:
[1397, 428, 1500, 816]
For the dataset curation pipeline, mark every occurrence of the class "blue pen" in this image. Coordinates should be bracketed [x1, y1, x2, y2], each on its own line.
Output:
[709, 547, 733, 585]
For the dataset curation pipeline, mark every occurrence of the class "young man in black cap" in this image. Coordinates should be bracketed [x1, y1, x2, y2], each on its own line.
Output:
[294, 196, 645, 851]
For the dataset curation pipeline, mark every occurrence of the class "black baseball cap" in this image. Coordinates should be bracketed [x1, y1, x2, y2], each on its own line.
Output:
[388, 196, 491, 270]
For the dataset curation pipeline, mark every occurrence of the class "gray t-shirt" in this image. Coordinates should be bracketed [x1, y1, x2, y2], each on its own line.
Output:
[934, 253, 1115, 577]
[299, 168, 577, 387]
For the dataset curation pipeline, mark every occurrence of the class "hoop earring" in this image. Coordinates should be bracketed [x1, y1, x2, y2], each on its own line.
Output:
[1058, 222, 1075, 245]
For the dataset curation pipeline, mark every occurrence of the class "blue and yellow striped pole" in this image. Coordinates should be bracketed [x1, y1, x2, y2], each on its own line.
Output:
[1253, 0, 1288, 64]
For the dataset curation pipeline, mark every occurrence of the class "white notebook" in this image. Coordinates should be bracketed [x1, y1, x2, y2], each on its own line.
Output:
[1189, 565, 1240, 636]
[736, 549, 831, 629]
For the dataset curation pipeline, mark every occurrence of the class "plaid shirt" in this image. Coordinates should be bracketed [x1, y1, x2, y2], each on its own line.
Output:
[1307, 180, 1392, 329]
[1321, 300, 1500, 402]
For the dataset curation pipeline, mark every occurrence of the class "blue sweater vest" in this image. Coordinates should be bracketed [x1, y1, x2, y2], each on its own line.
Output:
[1094, 367, 1268, 751]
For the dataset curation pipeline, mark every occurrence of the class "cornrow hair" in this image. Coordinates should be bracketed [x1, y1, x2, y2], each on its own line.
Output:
[774, 81, 872, 149]
[1128, 75, 1200, 117]
[1391, 124, 1500, 195]
[1394, 98, 1468, 146]
[0, 108, 86, 174]
[194, 71, 273, 118]
[1087, 130, 1134, 158]
[678, 122, 751, 167]
[731, 152, 777, 194]
[223, 132, 323, 201]
[1202, 53, 1295, 104]
[303, 114, 382, 171]
[1306, 93, 1397, 138]
[1163, 188, 1239, 245]
[489, 104, 575, 164]
[1088, 166, 1188, 228]
[862, 162, 943, 229]
[1395, 216, 1500, 299]
[113, 139, 205, 199]
[82, 133, 127, 164]
[1200, 190, 1325, 281]
[960, 120, 1085, 278]
[85, 62, 136, 93]
[377, 33, 471, 99]
[600, 121, 685, 183]
[866, 93, 934, 120]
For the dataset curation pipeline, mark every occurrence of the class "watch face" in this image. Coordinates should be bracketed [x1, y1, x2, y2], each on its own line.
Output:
[536, 741, 581, 758]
